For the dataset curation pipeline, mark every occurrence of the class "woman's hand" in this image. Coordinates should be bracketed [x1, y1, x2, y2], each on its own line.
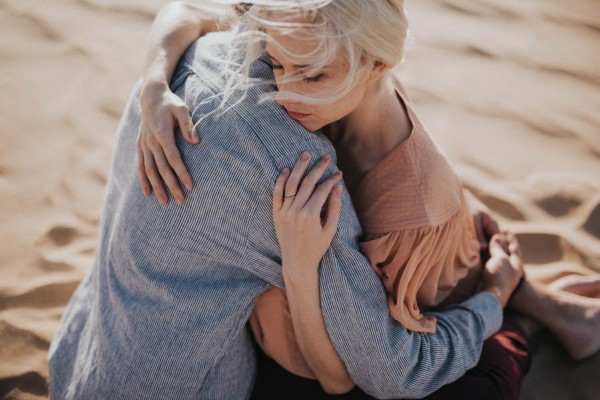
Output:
[479, 232, 525, 307]
[273, 152, 344, 281]
[137, 80, 199, 205]
[272, 152, 354, 394]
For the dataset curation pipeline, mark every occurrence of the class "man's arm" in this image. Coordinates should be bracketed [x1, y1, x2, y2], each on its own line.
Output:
[246, 151, 503, 399]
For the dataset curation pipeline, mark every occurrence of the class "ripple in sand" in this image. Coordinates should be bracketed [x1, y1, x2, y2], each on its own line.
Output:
[438, 0, 519, 19]
[0, 280, 80, 311]
[38, 257, 76, 273]
[583, 202, 600, 239]
[0, 371, 48, 398]
[0, 321, 50, 351]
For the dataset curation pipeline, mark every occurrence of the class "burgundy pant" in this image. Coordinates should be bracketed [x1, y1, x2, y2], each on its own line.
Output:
[250, 317, 530, 400]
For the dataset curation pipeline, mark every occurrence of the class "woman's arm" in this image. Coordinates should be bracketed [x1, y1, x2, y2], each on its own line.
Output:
[283, 261, 356, 394]
[142, 1, 230, 93]
[138, 1, 232, 205]
[273, 152, 355, 394]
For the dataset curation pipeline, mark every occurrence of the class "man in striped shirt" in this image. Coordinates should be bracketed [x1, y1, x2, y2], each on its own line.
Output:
[49, 32, 505, 400]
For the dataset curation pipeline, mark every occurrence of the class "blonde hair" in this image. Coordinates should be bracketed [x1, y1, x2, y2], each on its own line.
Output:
[197, 0, 409, 120]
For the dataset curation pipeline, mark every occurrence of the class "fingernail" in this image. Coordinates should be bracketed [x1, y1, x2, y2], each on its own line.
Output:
[159, 195, 167, 205]
[322, 154, 331, 161]
[281, 168, 290, 176]
[301, 152, 310, 161]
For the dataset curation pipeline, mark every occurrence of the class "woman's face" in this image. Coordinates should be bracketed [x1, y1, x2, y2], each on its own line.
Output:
[265, 29, 369, 132]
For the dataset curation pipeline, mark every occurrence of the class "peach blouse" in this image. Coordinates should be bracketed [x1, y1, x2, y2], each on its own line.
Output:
[248, 75, 482, 379]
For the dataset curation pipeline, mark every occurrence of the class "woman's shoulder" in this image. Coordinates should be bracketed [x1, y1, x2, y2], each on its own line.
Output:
[354, 78, 464, 233]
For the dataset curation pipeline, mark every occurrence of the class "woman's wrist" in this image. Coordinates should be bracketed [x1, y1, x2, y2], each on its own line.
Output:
[140, 79, 169, 107]
[282, 260, 320, 288]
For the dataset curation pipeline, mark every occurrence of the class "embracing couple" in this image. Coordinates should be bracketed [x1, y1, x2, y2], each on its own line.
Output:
[48, 1, 600, 399]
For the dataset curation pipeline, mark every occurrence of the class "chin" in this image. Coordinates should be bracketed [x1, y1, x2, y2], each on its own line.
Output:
[299, 120, 324, 133]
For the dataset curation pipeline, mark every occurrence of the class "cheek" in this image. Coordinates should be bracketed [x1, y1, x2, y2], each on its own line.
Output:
[316, 90, 363, 122]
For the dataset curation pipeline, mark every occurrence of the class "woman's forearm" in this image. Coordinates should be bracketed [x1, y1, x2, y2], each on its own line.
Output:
[283, 265, 355, 395]
[142, 1, 230, 88]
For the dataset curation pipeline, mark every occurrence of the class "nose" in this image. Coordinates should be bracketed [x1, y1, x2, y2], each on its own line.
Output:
[274, 89, 295, 108]
[275, 97, 303, 111]
[274, 76, 301, 107]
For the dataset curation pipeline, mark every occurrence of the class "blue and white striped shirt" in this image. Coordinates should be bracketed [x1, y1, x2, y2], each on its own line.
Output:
[48, 32, 502, 400]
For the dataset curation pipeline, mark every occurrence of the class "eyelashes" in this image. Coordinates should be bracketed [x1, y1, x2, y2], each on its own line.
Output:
[270, 63, 324, 83]
[303, 74, 324, 83]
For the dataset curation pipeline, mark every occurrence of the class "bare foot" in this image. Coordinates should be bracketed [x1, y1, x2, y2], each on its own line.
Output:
[548, 274, 600, 298]
[511, 280, 600, 360]
[551, 295, 600, 360]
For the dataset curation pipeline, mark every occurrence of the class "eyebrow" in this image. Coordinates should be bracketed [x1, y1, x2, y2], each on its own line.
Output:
[265, 50, 324, 70]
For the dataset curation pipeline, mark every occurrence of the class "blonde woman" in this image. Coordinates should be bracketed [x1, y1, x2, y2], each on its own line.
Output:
[135, 1, 600, 399]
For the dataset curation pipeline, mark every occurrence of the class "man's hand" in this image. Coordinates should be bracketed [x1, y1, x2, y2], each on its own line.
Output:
[478, 233, 524, 307]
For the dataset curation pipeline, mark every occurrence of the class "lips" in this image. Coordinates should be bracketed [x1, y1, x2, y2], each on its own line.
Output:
[286, 109, 311, 120]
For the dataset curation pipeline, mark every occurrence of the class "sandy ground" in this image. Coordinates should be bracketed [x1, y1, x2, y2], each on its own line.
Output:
[1, 0, 599, 399]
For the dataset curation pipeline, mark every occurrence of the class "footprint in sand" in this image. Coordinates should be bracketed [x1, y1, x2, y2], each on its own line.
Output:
[44, 225, 77, 247]
[516, 232, 583, 265]
[39, 221, 96, 275]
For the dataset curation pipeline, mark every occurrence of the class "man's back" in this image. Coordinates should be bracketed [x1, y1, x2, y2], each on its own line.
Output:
[48, 31, 316, 399]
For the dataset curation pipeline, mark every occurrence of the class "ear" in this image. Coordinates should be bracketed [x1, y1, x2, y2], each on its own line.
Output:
[369, 60, 389, 81]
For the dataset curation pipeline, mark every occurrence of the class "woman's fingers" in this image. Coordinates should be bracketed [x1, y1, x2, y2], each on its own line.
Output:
[504, 230, 521, 256]
[157, 132, 193, 191]
[283, 152, 312, 205]
[503, 230, 524, 270]
[304, 171, 343, 214]
[323, 184, 343, 234]
[142, 149, 169, 205]
[293, 154, 331, 208]
[273, 168, 290, 214]
[137, 138, 152, 196]
[173, 104, 200, 145]
[489, 234, 509, 258]
[150, 144, 186, 205]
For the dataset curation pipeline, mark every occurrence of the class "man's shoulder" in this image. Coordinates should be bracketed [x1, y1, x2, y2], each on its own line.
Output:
[172, 32, 337, 171]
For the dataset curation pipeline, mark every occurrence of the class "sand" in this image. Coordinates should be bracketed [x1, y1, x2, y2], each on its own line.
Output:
[0, 0, 599, 399]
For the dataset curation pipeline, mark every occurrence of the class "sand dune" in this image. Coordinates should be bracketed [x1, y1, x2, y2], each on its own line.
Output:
[1, 0, 599, 399]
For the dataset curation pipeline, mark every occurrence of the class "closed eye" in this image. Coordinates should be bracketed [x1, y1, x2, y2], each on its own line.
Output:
[269, 62, 324, 84]
[303, 74, 324, 83]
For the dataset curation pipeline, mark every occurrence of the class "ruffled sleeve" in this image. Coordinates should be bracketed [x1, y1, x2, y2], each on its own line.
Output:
[359, 195, 481, 333]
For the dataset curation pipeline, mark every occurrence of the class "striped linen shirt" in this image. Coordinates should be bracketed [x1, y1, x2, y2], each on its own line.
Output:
[48, 31, 502, 400]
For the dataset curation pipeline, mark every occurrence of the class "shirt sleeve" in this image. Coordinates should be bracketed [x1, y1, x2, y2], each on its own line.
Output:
[245, 149, 503, 399]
